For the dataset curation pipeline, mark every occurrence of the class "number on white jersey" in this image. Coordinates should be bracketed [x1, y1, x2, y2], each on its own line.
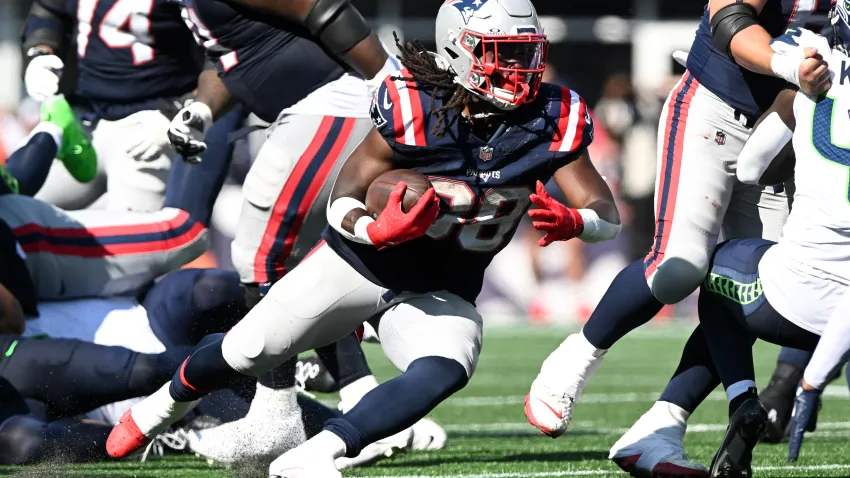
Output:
[811, 95, 850, 202]
[77, 0, 155, 65]
[426, 178, 530, 252]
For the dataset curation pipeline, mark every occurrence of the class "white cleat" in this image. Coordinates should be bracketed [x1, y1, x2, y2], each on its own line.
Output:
[412, 418, 448, 450]
[335, 426, 413, 469]
[609, 401, 708, 478]
[188, 384, 306, 467]
[269, 431, 344, 478]
[525, 332, 606, 437]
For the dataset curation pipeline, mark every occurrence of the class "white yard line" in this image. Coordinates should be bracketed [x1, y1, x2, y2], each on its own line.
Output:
[367, 464, 850, 478]
[319, 385, 850, 409]
[442, 421, 850, 437]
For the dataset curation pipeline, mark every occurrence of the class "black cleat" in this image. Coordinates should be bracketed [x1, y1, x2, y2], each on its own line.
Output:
[710, 395, 768, 478]
[295, 355, 338, 394]
[759, 361, 802, 443]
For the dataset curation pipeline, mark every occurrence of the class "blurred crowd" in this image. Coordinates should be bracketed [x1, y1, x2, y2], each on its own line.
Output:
[0, 64, 692, 326]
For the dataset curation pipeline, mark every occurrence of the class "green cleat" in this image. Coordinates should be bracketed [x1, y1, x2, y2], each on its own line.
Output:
[41, 95, 97, 183]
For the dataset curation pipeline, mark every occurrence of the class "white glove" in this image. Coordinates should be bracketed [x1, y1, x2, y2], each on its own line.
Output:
[167, 101, 213, 164]
[25, 55, 63, 101]
[125, 110, 173, 162]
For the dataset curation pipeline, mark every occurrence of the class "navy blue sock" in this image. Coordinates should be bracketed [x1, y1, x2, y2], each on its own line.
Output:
[324, 356, 468, 458]
[168, 336, 246, 402]
[697, 291, 755, 390]
[658, 325, 720, 413]
[5, 133, 58, 197]
[777, 347, 812, 370]
[315, 333, 373, 389]
[164, 104, 245, 226]
[582, 259, 663, 349]
[257, 356, 297, 389]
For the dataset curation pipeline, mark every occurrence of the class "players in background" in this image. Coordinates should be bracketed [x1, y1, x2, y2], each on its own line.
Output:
[107, 0, 621, 476]
[20, 0, 240, 212]
[668, 7, 850, 471]
[525, 1, 834, 475]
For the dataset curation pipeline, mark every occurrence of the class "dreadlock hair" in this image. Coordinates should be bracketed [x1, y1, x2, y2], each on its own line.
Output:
[391, 32, 473, 137]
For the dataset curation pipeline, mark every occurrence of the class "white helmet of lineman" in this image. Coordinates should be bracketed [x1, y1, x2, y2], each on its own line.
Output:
[435, 0, 549, 110]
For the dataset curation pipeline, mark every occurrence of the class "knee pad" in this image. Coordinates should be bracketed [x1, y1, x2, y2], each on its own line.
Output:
[647, 249, 710, 304]
[0, 416, 47, 465]
[220, 314, 289, 376]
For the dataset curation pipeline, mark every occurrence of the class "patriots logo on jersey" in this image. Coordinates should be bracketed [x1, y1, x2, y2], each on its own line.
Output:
[370, 92, 387, 128]
[443, 0, 489, 24]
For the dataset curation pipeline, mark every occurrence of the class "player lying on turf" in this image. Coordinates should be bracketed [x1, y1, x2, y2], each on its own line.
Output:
[0, 267, 344, 465]
[620, 14, 850, 476]
[106, 0, 621, 475]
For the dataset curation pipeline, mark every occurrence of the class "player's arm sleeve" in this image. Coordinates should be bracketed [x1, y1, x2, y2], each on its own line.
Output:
[21, 0, 71, 56]
[737, 87, 797, 185]
[803, 291, 850, 390]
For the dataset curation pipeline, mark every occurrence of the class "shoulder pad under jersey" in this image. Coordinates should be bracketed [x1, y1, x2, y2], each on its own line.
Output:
[541, 83, 594, 159]
[370, 69, 429, 148]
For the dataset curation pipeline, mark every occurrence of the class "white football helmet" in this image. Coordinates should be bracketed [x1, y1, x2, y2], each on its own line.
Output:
[435, 0, 549, 110]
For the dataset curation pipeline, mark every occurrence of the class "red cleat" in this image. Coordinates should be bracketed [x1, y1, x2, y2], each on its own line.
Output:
[107, 410, 152, 458]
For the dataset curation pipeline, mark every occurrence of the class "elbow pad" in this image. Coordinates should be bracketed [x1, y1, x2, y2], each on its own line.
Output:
[21, 0, 67, 56]
[305, 0, 372, 55]
[710, 2, 759, 59]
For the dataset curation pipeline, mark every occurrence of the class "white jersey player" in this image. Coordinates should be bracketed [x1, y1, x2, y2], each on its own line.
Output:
[632, 9, 850, 473]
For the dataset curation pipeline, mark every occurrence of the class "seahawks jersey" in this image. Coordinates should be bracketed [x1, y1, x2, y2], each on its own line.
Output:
[761, 29, 850, 283]
[324, 74, 594, 303]
[687, 0, 832, 118]
[178, 0, 347, 123]
[71, 0, 202, 115]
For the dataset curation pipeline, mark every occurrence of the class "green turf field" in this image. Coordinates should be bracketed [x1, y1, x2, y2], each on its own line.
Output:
[5, 323, 850, 477]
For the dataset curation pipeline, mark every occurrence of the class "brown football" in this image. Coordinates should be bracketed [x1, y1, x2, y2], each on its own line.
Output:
[365, 169, 433, 217]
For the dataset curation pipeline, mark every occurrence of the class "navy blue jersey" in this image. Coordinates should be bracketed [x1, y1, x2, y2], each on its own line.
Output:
[179, 0, 347, 123]
[324, 75, 593, 303]
[72, 0, 202, 111]
[687, 0, 832, 118]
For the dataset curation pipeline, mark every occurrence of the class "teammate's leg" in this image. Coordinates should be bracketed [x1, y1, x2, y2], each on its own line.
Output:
[164, 105, 247, 227]
[107, 244, 386, 459]
[272, 291, 481, 475]
[0, 194, 207, 300]
[230, 114, 371, 293]
[527, 73, 744, 440]
[0, 335, 190, 419]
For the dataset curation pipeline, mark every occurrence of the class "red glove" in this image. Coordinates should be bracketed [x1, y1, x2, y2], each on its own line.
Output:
[366, 182, 440, 249]
[528, 180, 584, 247]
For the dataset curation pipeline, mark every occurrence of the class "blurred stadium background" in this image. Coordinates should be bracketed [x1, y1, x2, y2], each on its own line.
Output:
[0, 0, 708, 326]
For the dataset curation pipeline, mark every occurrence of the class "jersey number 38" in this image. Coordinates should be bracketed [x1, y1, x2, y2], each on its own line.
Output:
[426, 178, 530, 252]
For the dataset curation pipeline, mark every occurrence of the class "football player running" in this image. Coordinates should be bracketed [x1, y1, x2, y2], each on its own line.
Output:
[526, 0, 833, 475]
[159, 0, 407, 462]
[665, 6, 850, 472]
[106, 0, 621, 476]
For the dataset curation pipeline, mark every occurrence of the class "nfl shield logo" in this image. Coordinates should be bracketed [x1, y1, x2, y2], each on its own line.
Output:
[714, 130, 726, 145]
[479, 146, 494, 161]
